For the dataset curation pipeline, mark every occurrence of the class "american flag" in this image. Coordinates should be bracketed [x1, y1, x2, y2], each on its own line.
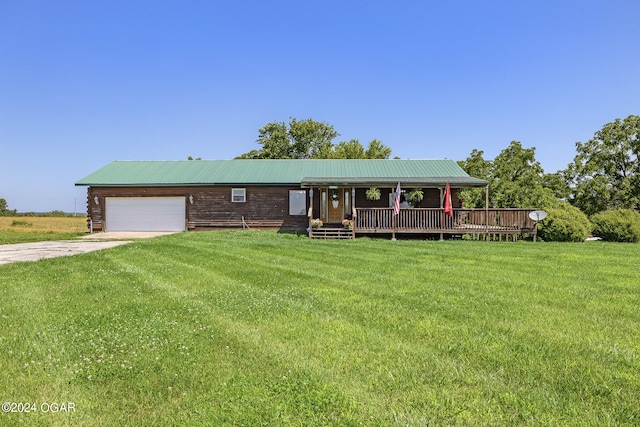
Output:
[393, 182, 401, 216]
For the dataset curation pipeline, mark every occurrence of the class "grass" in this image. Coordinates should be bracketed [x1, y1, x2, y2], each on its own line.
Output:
[0, 216, 88, 244]
[1, 231, 639, 426]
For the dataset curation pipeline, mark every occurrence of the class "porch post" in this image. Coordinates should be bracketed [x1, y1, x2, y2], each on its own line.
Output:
[485, 185, 489, 239]
[351, 187, 356, 236]
[308, 188, 314, 238]
[391, 185, 397, 240]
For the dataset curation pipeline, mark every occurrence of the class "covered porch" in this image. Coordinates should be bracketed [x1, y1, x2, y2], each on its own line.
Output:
[303, 178, 538, 240]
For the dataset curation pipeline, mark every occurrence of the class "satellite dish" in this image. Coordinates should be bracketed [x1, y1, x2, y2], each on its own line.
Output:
[529, 210, 547, 221]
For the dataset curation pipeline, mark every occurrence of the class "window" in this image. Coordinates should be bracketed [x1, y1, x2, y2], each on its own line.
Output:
[231, 188, 246, 203]
[321, 190, 327, 221]
[289, 190, 307, 215]
[344, 190, 350, 213]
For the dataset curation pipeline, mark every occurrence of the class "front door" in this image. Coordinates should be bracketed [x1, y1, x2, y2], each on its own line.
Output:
[327, 189, 343, 223]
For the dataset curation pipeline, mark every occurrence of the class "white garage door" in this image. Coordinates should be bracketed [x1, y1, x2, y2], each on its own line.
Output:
[106, 197, 186, 232]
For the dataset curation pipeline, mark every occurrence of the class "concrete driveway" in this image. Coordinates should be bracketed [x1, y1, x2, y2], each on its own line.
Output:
[0, 240, 131, 265]
[0, 232, 176, 265]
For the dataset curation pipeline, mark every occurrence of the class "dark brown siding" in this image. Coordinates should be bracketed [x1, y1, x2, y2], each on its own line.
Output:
[354, 188, 394, 208]
[419, 188, 440, 208]
[84, 185, 465, 232]
[86, 186, 309, 231]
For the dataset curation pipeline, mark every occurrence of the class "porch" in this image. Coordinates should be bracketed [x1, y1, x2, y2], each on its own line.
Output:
[309, 207, 537, 240]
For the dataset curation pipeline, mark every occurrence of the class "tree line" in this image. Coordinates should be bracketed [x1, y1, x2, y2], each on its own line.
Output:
[4, 115, 637, 240]
[455, 114, 640, 242]
[0, 200, 76, 218]
[233, 114, 639, 219]
[235, 117, 393, 160]
[458, 114, 640, 216]
[232, 114, 640, 241]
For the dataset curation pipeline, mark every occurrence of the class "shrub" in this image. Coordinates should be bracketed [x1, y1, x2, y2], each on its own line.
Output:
[537, 203, 591, 242]
[590, 209, 640, 243]
[11, 220, 33, 227]
[41, 210, 69, 217]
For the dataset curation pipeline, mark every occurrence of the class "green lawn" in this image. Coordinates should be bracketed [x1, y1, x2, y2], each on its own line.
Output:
[1, 231, 639, 426]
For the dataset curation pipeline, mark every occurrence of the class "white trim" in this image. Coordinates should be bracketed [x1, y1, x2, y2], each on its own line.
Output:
[231, 188, 246, 202]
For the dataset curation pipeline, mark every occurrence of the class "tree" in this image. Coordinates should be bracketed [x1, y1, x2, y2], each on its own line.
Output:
[330, 138, 392, 159]
[542, 171, 571, 201]
[566, 115, 640, 215]
[458, 142, 557, 209]
[236, 117, 392, 160]
[0, 198, 17, 216]
[364, 139, 392, 159]
[457, 149, 491, 208]
[332, 139, 366, 159]
[490, 141, 555, 208]
[236, 118, 338, 159]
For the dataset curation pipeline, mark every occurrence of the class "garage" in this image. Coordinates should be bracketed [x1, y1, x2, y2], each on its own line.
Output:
[105, 197, 186, 231]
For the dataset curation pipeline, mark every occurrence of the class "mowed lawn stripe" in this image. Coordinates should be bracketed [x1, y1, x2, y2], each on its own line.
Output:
[132, 234, 640, 424]
[0, 231, 638, 425]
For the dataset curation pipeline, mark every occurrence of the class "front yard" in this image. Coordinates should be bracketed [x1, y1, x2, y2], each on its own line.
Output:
[1, 231, 638, 425]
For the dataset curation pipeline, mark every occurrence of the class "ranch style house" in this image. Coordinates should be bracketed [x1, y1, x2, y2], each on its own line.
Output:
[76, 159, 537, 240]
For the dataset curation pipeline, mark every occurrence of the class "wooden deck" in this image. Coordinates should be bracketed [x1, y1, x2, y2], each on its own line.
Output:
[309, 208, 537, 240]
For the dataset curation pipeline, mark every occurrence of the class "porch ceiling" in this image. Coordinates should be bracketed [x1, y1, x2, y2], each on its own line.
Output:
[300, 176, 488, 188]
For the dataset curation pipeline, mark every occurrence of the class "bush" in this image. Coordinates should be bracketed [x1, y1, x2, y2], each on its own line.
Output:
[538, 203, 591, 242]
[590, 209, 640, 243]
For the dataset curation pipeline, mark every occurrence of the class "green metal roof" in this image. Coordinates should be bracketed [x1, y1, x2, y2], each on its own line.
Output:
[76, 159, 488, 187]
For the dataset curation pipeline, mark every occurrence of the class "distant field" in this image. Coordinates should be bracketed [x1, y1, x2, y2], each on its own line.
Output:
[0, 231, 638, 426]
[0, 216, 87, 244]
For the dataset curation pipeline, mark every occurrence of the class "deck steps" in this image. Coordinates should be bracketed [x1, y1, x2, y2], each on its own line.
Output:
[309, 227, 354, 239]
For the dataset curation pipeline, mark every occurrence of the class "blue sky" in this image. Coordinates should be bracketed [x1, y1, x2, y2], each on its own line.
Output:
[1, 1, 638, 212]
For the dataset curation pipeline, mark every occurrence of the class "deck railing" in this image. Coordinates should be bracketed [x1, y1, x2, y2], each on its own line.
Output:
[354, 208, 537, 235]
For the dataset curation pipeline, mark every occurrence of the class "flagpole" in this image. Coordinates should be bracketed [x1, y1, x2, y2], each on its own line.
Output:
[392, 214, 396, 241]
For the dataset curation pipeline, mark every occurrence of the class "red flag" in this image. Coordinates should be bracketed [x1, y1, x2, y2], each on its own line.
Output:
[393, 182, 401, 216]
[444, 183, 453, 217]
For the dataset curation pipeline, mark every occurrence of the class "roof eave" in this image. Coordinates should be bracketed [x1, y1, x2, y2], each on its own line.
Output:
[300, 177, 488, 188]
[75, 182, 302, 187]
